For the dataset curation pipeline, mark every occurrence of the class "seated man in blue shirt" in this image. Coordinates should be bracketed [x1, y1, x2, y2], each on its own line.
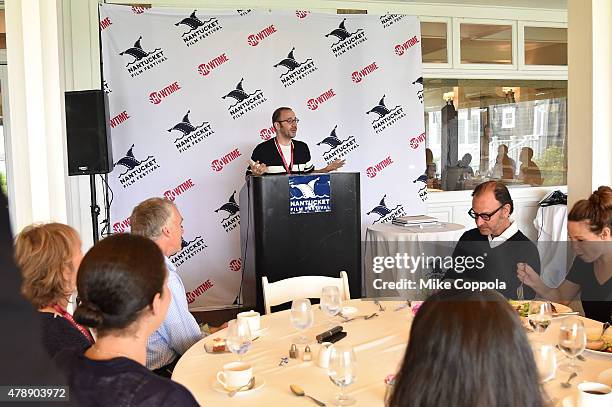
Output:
[130, 197, 225, 377]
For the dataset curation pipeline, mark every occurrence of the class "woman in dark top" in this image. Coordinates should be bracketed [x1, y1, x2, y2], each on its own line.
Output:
[518, 186, 612, 322]
[15, 223, 93, 357]
[388, 289, 546, 407]
[54, 233, 198, 407]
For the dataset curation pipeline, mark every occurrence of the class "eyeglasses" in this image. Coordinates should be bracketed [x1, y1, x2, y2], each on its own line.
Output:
[468, 205, 504, 221]
[277, 117, 300, 125]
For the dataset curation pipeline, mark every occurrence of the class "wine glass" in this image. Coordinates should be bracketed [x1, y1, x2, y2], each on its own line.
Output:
[226, 319, 252, 361]
[328, 345, 357, 406]
[528, 301, 553, 341]
[558, 317, 586, 373]
[321, 286, 342, 324]
[290, 298, 314, 344]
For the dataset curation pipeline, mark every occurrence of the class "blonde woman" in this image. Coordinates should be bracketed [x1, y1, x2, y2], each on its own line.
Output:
[15, 223, 93, 356]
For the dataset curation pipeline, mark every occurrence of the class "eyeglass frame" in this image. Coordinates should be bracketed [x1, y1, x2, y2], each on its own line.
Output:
[275, 117, 300, 125]
[468, 204, 506, 221]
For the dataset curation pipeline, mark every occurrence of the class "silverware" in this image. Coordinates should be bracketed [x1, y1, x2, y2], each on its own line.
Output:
[342, 312, 378, 323]
[599, 322, 611, 340]
[552, 311, 580, 317]
[516, 283, 524, 301]
[228, 377, 255, 397]
[374, 300, 386, 312]
[560, 372, 577, 388]
[290, 384, 326, 406]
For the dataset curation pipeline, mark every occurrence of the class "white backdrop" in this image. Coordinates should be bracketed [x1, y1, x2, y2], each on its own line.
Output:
[100, 4, 425, 309]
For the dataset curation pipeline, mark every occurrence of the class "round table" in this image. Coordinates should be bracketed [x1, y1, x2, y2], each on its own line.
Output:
[363, 222, 466, 299]
[172, 299, 611, 406]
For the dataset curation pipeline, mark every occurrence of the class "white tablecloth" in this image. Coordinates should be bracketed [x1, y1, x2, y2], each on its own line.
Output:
[172, 299, 611, 406]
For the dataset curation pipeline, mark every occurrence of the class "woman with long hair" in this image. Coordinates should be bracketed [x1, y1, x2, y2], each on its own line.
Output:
[54, 233, 198, 406]
[518, 186, 612, 322]
[15, 223, 93, 357]
[388, 289, 546, 407]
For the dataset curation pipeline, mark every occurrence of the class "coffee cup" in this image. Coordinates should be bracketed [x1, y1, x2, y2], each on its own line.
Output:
[237, 310, 261, 334]
[577, 382, 612, 407]
[216, 361, 253, 389]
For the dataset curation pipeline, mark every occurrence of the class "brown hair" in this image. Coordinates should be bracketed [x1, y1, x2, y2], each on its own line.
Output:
[272, 106, 292, 124]
[472, 180, 514, 214]
[568, 186, 612, 234]
[130, 197, 175, 240]
[15, 223, 81, 309]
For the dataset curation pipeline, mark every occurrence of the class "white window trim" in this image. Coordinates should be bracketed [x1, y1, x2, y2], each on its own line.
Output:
[518, 21, 567, 71]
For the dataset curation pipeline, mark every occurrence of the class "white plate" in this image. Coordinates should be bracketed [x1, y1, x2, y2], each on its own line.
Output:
[341, 306, 358, 316]
[584, 348, 612, 358]
[212, 377, 265, 395]
[251, 326, 269, 337]
[597, 368, 612, 387]
[561, 394, 576, 407]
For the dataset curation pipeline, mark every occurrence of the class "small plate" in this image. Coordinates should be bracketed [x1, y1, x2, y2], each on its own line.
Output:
[584, 348, 612, 358]
[341, 306, 358, 316]
[212, 377, 265, 395]
[561, 394, 576, 407]
[597, 368, 612, 387]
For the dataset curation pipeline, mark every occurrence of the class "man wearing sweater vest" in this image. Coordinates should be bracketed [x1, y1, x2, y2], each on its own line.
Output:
[444, 181, 540, 299]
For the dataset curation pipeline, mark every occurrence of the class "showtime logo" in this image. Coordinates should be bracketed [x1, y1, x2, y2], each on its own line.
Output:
[260, 125, 276, 141]
[229, 258, 242, 272]
[410, 132, 426, 149]
[164, 178, 196, 202]
[351, 62, 379, 83]
[296, 10, 310, 19]
[366, 156, 394, 178]
[248, 24, 277, 46]
[211, 149, 242, 172]
[99, 17, 112, 31]
[307, 89, 336, 111]
[110, 111, 130, 129]
[113, 216, 131, 233]
[198, 53, 229, 77]
[132, 6, 146, 14]
[186, 279, 213, 304]
[149, 81, 181, 104]
[395, 36, 420, 56]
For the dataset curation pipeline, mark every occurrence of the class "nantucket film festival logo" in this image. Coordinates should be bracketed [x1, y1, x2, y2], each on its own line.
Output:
[380, 13, 406, 28]
[317, 125, 359, 165]
[413, 172, 428, 201]
[174, 10, 222, 47]
[167, 110, 215, 153]
[325, 18, 367, 58]
[366, 94, 406, 134]
[412, 77, 423, 103]
[170, 234, 207, 268]
[119, 36, 167, 78]
[222, 78, 267, 120]
[289, 175, 331, 215]
[114, 144, 160, 188]
[215, 191, 240, 233]
[367, 194, 406, 224]
[273, 47, 318, 88]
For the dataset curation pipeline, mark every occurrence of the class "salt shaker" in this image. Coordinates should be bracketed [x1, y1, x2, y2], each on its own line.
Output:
[303, 345, 312, 361]
[289, 344, 299, 359]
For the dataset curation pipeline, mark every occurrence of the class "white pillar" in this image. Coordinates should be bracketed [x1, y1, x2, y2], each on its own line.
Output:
[567, 0, 612, 208]
[5, 0, 68, 231]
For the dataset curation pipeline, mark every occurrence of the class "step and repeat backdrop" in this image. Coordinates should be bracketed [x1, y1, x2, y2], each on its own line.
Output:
[99, 4, 425, 309]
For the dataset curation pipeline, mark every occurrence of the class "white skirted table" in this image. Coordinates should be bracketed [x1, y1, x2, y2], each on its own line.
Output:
[172, 299, 612, 406]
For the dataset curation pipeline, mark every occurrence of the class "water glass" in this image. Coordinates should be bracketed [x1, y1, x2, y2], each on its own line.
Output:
[226, 319, 252, 361]
[528, 301, 553, 340]
[290, 298, 314, 344]
[321, 286, 342, 323]
[532, 344, 556, 382]
[328, 345, 357, 406]
[558, 316, 586, 373]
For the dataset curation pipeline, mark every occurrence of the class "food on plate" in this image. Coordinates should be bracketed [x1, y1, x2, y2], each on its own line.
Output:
[212, 337, 227, 352]
[586, 332, 612, 353]
[509, 301, 530, 318]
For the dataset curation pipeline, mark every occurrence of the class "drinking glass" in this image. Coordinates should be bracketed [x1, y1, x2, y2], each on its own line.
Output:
[532, 344, 557, 383]
[328, 345, 357, 406]
[528, 301, 553, 341]
[558, 317, 586, 373]
[290, 298, 314, 344]
[321, 286, 342, 324]
[226, 319, 252, 361]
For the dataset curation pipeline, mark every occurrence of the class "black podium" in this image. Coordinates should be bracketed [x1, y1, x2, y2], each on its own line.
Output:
[239, 172, 361, 313]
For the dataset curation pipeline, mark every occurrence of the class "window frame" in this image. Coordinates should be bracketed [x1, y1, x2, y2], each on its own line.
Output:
[454, 18, 518, 70]
[518, 21, 568, 71]
[419, 16, 453, 69]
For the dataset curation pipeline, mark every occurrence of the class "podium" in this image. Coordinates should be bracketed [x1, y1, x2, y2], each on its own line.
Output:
[239, 172, 361, 312]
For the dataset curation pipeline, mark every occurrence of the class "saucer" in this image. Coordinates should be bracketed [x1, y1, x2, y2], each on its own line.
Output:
[251, 326, 269, 337]
[598, 368, 612, 387]
[212, 377, 265, 395]
[561, 394, 576, 407]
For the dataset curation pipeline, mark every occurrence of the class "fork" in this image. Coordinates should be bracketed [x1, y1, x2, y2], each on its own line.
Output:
[343, 313, 378, 323]
[516, 282, 524, 301]
[374, 300, 386, 312]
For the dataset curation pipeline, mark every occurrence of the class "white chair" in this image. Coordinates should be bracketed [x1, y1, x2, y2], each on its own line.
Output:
[262, 271, 351, 314]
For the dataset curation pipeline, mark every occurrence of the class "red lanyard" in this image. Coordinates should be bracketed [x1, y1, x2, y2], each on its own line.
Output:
[274, 138, 294, 175]
[53, 304, 95, 344]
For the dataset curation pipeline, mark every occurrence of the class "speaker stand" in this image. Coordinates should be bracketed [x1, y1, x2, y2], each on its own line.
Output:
[89, 174, 101, 244]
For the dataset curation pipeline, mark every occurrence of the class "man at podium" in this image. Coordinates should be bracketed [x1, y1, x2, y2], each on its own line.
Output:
[247, 107, 345, 176]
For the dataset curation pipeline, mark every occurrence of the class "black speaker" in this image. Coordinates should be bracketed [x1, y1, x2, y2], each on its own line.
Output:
[65, 90, 113, 175]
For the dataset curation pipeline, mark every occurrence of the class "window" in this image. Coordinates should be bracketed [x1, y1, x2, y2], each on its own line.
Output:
[460, 23, 513, 64]
[524, 26, 567, 66]
[421, 21, 448, 64]
[424, 79, 567, 191]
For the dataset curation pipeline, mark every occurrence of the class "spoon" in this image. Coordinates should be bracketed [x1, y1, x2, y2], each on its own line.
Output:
[290, 384, 326, 406]
[560, 372, 577, 388]
[228, 377, 255, 397]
